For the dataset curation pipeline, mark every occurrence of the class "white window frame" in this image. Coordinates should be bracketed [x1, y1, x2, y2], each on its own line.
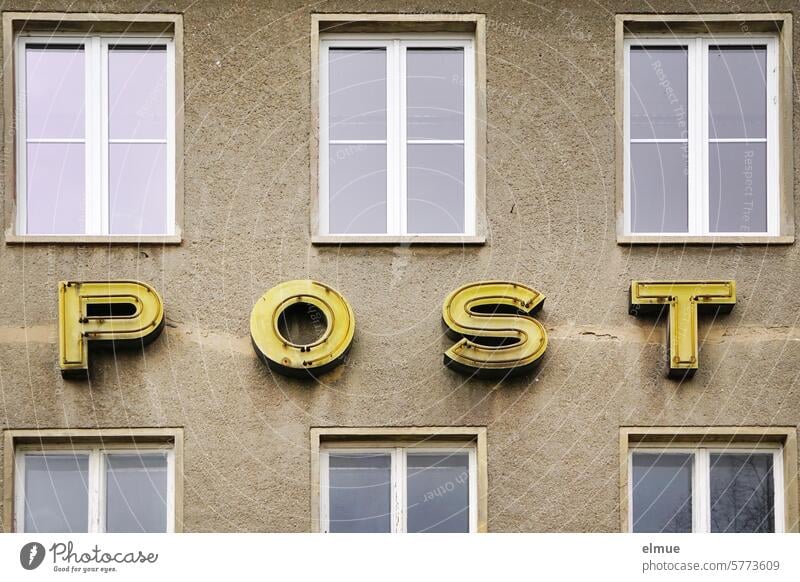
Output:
[628, 446, 785, 533]
[14, 32, 176, 236]
[13, 444, 176, 533]
[623, 34, 779, 237]
[319, 444, 478, 533]
[318, 33, 476, 238]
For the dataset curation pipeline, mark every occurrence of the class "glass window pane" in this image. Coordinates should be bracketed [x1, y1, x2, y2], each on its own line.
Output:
[25, 45, 85, 139]
[26, 143, 85, 235]
[708, 46, 767, 139]
[710, 453, 775, 533]
[407, 453, 470, 533]
[407, 48, 464, 140]
[407, 144, 464, 234]
[24, 454, 89, 533]
[629, 46, 688, 140]
[631, 453, 693, 533]
[109, 143, 168, 235]
[329, 49, 386, 140]
[329, 144, 387, 234]
[709, 142, 767, 233]
[109, 45, 168, 140]
[630, 143, 688, 233]
[105, 453, 168, 533]
[328, 453, 391, 533]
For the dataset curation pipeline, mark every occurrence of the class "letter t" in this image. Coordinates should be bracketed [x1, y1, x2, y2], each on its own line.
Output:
[629, 281, 736, 379]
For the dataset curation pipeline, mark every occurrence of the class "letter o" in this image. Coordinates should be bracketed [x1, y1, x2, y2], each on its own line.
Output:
[250, 280, 355, 377]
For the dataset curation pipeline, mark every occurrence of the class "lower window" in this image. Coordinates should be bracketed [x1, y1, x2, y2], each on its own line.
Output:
[318, 435, 482, 533]
[630, 447, 784, 533]
[14, 442, 176, 533]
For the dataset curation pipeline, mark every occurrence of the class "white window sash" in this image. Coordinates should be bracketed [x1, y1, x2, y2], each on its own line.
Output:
[319, 444, 478, 533]
[623, 34, 779, 237]
[628, 447, 784, 533]
[14, 445, 176, 533]
[15, 32, 176, 236]
[319, 33, 476, 238]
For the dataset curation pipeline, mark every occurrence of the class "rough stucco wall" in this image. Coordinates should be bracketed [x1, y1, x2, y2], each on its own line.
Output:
[0, 0, 799, 532]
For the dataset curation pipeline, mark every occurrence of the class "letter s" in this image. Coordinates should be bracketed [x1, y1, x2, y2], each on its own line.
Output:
[442, 281, 547, 377]
[58, 281, 165, 379]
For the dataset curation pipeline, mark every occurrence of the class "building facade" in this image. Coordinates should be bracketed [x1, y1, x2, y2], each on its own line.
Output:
[0, 1, 799, 533]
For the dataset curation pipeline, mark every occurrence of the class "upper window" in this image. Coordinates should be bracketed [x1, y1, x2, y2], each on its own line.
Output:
[623, 34, 779, 238]
[318, 34, 476, 239]
[14, 443, 176, 533]
[13, 33, 176, 238]
[630, 447, 784, 533]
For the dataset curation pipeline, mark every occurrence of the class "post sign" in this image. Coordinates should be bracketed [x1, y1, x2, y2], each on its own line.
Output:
[55, 279, 738, 381]
[442, 281, 548, 377]
[58, 281, 165, 378]
[629, 280, 736, 378]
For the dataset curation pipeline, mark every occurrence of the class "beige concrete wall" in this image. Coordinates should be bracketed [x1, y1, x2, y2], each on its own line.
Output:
[0, 0, 799, 532]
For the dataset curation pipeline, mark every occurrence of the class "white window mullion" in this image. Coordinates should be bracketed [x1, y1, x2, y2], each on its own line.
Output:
[98, 38, 110, 235]
[391, 40, 404, 236]
[318, 43, 330, 236]
[623, 41, 632, 235]
[392, 447, 405, 533]
[463, 39, 476, 236]
[88, 449, 102, 533]
[15, 37, 28, 235]
[468, 447, 478, 532]
[690, 38, 705, 235]
[166, 449, 176, 532]
[84, 36, 103, 235]
[694, 449, 710, 533]
[319, 451, 330, 533]
[766, 37, 779, 236]
[772, 450, 785, 533]
[97, 451, 108, 533]
[165, 40, 177, 236]
[13, 452, 27, 532]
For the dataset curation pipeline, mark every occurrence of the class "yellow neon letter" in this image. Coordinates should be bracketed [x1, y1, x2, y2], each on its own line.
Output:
[442, 281, 548, 377]
[58, 281, 165, 379]
[629, 280, 736, 378]
[250, 280, 355, 377]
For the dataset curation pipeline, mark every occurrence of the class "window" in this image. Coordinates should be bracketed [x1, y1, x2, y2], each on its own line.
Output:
[321, 445, 476, 532]
[630, 448, 783, 533]
[312, 427, 487, 533]
[12, 30, 177, 239]
[621, 427, 798, 534]
[623, 35, 779, 238]
[318, 33, 476, 240]
[6, 429, 182, 533]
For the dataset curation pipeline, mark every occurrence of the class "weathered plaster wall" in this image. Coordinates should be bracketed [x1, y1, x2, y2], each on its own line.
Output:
[1, 0, 799, 532]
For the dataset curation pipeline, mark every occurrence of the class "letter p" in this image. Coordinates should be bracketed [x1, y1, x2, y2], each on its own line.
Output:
[58, 281, 165, 378]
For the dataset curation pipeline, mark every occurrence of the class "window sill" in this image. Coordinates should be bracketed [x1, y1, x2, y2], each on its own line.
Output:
[312, 234, 486, 245]
[617, 234, 794, 245]
[5, 232, 182, 245]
